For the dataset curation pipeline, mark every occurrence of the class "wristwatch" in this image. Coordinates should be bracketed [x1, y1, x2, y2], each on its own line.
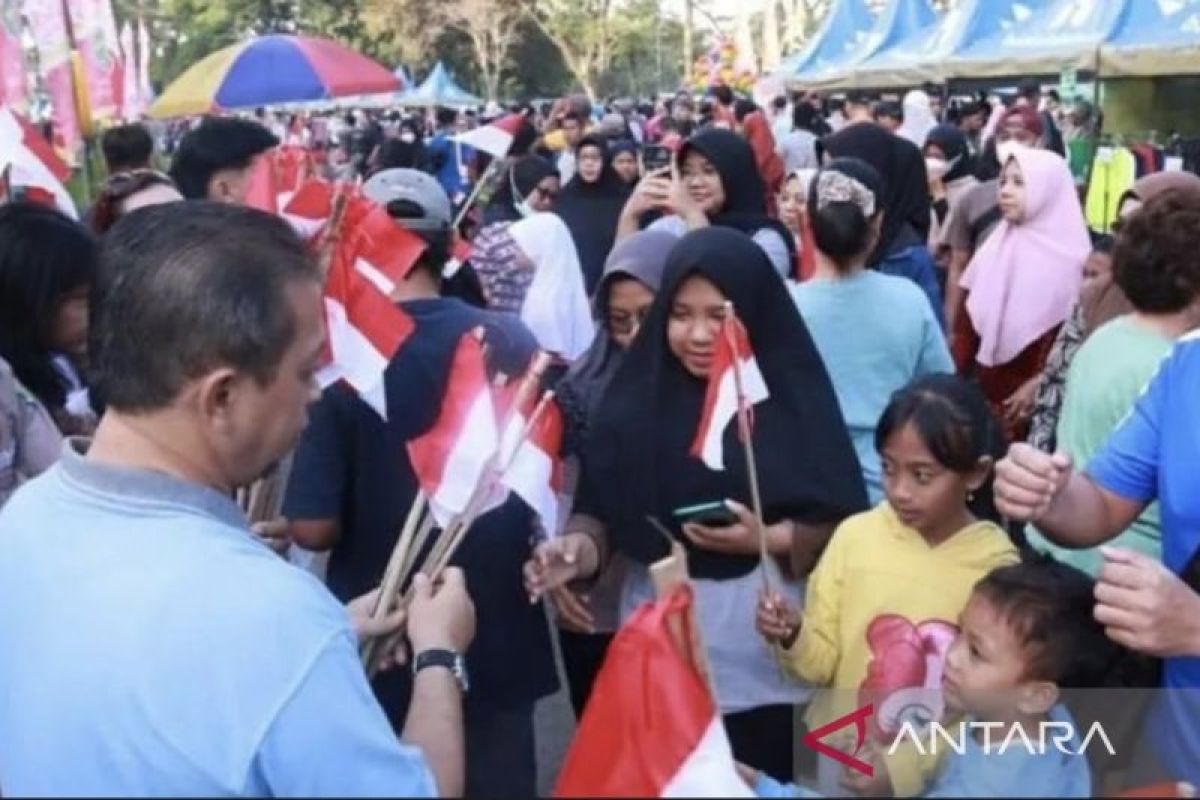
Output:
[413, 648, 470, 694]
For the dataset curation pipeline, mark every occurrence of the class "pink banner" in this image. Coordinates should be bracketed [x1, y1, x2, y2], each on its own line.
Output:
[21, 0, 81, 159]
[119, 22, 138, 119]
[1, 5, 29, 110]
[66, 0, 121, 121]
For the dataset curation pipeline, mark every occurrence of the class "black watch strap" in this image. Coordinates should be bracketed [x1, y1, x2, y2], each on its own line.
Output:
[413, 648, 469, 693]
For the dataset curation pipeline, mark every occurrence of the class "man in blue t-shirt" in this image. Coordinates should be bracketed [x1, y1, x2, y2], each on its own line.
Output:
[427, 107, 474, 207]
[283, 169, 558, 798]
[995, 330, 1200, 786]
[0, 203, 475, 797]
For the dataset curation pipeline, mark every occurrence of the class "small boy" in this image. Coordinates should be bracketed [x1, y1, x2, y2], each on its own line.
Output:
[749, 556, 1115, 798]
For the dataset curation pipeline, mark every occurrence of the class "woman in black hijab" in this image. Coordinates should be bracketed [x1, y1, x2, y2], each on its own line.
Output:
[526, 228, 866, 779]
[616, 128, 796, 280]
[822, 122, 944, 325]
[554, 136, 632, 294]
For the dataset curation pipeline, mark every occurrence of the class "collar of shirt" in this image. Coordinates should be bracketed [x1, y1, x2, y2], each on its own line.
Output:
[58, 437, 248, 533]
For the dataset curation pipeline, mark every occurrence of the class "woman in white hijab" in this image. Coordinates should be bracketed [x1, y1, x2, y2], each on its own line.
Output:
[507, 212, 595, 361]
[898, 89, 938, 147]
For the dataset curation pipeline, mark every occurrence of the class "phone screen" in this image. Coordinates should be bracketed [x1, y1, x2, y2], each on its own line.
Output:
[642, 145, 673, 173]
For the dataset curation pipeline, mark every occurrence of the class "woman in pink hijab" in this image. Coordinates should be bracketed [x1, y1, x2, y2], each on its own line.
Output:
[958, 147, 1090, 440]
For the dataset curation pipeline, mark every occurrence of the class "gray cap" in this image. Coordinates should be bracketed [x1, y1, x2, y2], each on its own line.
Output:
[362, 168, 452, 232]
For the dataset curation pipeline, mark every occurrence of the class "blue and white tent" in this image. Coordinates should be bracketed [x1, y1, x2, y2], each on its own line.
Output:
[1101, 0, 1200, 75]
[947, 0, 1130, 78]
[779, 0, 875, 82]
[398, 62, 482, 108]
[798, 0, 938, 87]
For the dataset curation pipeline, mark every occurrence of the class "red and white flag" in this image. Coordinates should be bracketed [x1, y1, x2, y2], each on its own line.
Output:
[281, 177, 335, 240]
[555, 587, 752, 798]
[348, 203, 428, 296]
[318, 246, 414, 419]
[242, 151, 280, 215]
[407, 331, 501, 526]
[500, 392, 564, 536]
[690, 313, 769, 471]
[0, 105, 77, 218]
[454, 113, 525, 158]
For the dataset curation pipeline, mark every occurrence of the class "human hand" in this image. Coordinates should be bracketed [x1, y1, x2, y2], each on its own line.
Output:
[522, 532, 597, 601]
[1095, 546, 1200, 658]
[838, 739, 890, 797]
[251, 516, 290, 556]
[993, 443, 1073, 522]
[408, 567, 476, 655]
[680, 500, 764, 556]
[622, 169, 673, 219]
[756, 589, 801, 647]
[547, 585, 597, 634]
[347, 587, 410, 671]
[1002, 376, 1039, 425]
[734, 762, 759, 789]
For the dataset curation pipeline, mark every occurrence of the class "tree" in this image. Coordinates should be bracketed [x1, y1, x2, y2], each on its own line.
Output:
[440, 0, 522, 102]
[782, 0, 826, 49]
[519, 0, 617, 101]
[761, 0, 781, 71]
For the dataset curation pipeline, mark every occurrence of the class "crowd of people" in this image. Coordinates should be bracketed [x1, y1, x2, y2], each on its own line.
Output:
[0, 76, 1198, 799]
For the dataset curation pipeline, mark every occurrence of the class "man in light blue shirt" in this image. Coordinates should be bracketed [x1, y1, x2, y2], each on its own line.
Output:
[0, 203, 474, 797]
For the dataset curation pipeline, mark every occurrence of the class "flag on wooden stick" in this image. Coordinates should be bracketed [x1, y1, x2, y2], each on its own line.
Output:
[689, 310, 768, 471]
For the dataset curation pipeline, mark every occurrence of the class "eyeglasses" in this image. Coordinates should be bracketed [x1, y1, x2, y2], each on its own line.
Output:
[608, 307, 650, 335]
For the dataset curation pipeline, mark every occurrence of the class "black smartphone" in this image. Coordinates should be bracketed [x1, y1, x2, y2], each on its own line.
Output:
[673, 501, 738, 528]
[1181, 544, 1200, 593]
[642, 144, 673, 173]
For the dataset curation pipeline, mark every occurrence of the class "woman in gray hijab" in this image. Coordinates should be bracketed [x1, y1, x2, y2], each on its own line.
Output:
[549, 228, 677, 718]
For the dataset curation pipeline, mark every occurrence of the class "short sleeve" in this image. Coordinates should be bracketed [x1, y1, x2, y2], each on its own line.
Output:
[751, 228, 793, 280]
[282, 388, 351, 521]
[1086, 350, 1170, 504]
[250, 632, 437, 798]
[915, 301, 954, 376]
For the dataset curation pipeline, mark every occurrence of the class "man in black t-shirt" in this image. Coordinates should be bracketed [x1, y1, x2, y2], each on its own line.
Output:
[282, 169, 558, 798]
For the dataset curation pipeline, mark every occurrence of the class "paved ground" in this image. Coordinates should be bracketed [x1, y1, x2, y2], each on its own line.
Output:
[534, 621, 576, 796]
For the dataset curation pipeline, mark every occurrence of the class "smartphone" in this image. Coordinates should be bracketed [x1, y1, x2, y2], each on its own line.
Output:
[642, 144, 673, 173]
[1181, 544, 1200, 593]
[673, 501, 738, 528]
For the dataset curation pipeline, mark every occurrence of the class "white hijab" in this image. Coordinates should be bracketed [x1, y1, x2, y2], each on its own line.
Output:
[508, 212, 595, 361]
[898, 90, 938, 148]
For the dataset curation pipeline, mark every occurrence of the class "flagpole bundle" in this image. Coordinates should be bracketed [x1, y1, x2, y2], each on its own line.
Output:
[360, 490, 429, 667]
[365, 388, 558, 677]
[451, 158, 498, 232]
[724, 302, 772, 594]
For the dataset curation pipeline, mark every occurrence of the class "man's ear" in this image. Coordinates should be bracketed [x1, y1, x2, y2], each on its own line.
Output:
[193, 367, 241, 431]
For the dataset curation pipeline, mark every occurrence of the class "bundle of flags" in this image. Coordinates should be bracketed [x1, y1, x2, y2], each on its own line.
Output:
[690, 310, 769, 471]
[555, 587, 752, 798]
[243, 146, 317, 216]
[279, 178, 424, 419]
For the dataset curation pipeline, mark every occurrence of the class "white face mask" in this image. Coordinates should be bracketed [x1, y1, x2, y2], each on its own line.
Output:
[400, 131, 416, 143]
[925, 157, 950, 180]
[510, 169, 536, 218]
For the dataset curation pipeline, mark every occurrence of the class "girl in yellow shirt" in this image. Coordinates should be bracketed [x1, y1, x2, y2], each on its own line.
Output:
[757, 374, 1019, 796]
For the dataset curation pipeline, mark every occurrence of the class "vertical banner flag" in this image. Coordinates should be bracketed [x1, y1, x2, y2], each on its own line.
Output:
[119, 22, 140, 120]
[21, 0, 81, 157]
[66, 0, 123, 123]
[1, 4, 29, 111]
[136, 17, 152, 105]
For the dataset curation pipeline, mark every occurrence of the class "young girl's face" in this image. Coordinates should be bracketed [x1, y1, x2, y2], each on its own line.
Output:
[667, 274, 727, 378]
[681, 151, 726, 216]
[50, 285, 91, 362]
[778, 176, 805, 233]
[606, 276, 655, 350]
[998, 159, 1027, 223]
[880, 421, 984, 545]
[1082, 249, 1114, 293]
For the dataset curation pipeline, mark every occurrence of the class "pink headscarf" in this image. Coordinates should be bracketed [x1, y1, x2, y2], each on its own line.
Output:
[960, 147, 1089, 367]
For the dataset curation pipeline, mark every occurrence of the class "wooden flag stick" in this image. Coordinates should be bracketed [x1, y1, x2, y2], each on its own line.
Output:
[451, 158, 499, 231]
[360, 491, 429, 667]
[395, 512, 437, 593]
[724, 302, 772, 595]
[366, 390, 558, 676]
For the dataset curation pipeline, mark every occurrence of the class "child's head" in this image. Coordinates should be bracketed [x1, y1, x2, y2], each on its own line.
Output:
[943, 555, 1120, 721]
[875, 374, 1003, 541]
[1082, 235, 1114, 293]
